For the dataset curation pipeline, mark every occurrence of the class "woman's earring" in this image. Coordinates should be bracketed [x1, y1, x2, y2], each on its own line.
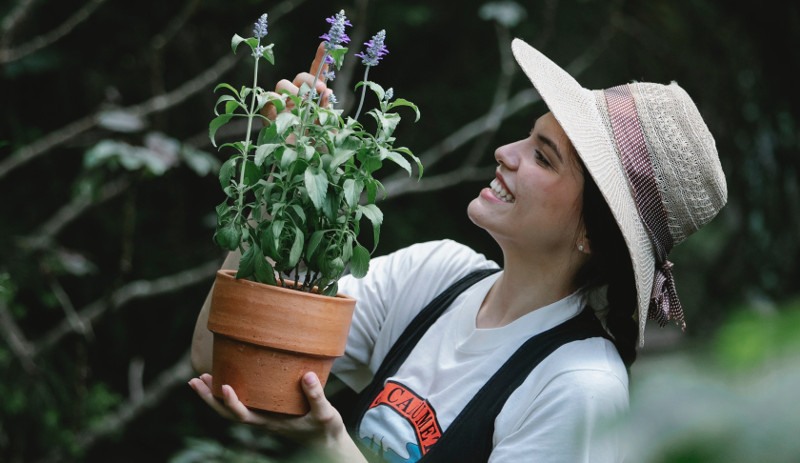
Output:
[578, 244, 585, 252]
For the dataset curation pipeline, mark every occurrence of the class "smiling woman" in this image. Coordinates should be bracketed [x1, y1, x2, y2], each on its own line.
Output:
[191, 35, 727, 463]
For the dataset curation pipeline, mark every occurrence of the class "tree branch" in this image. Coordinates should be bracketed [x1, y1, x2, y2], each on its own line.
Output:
[0, 0, 108, 64]
[21, 177, 132, 251]
[33, 259, 220, 355]
[0, 0, 309, 181]
[70, 351, 193, 459]
[0, 299, 37, 374]
[0, 0, 37, 45]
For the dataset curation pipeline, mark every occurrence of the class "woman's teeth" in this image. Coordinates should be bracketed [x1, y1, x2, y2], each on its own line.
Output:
[490, 179, 515, 203]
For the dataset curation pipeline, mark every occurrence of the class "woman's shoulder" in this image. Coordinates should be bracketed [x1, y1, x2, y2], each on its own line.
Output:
[372, 239, 499, 283]
[513, 337, 629, 411]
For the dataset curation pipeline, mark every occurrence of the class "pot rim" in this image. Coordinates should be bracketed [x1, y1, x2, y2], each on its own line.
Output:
[216, 269, 356, 302]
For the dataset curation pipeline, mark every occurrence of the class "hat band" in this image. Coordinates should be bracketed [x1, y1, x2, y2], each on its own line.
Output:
[603, 84, 685, 329]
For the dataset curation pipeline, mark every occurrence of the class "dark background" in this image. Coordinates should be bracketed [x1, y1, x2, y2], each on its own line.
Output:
[1, 0, 798, 461]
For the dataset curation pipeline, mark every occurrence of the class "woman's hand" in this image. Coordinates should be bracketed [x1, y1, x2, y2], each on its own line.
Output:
[188, 372, 343, 442]
[188, 373, 366, 461]
[263, 43, 333, 121]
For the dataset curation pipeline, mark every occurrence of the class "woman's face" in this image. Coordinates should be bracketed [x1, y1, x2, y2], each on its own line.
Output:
[468, 112, 586, 256]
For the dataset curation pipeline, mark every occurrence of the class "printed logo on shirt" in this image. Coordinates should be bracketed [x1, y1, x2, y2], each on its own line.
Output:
[358, 380, 442, 462]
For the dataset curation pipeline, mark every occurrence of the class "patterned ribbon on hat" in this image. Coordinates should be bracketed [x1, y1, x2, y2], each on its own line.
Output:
[603, 84, 685, 329]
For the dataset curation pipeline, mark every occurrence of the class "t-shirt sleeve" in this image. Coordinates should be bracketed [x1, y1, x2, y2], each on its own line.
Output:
[488, 369, 629, 463]
[331, 240, 497, 392]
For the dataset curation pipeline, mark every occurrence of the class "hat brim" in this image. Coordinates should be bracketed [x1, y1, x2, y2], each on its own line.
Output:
[511, 38, 654, 344]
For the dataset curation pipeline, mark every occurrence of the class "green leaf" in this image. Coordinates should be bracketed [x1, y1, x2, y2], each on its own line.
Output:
[258, 123, 280, 145]
[275, 112, 300, 137]
[388, 98, 421, 122]
[231, 34, 246, 53]
[271, 220, 285, 254]
[218, 158, 236, 188]
[236, 245, 256, 279]
[321, 281, 339, 297]
[288, 226, 304, 268]
[289, 204, 306, 223]
[300, 143, 315, 161]
[359, 204, 383, 250]
[215, 224, 241, 251]
[381, 146, 412, 176]
[366, 181, 378, 204]
[254, 144, 281, 166]
[307, 230, 325, 259]
[280, 148, 297, 170]
[343, 178, 364, 208]
[224, 100, 240, 115]
[328, 47, 348, 69]
[260, 43, 275, 65]
[231, 35, 258, 54]
[243, 161, 260, 186]
[372, 111, 401, 139]
[214, 83, 240, 99]
[253, 251, 276, 285]
[329, 147, 357, 172]
[214, 94, 238, 115]
[343, 234, 353, 262]
[355, 81, 385, 102]
[304, 166, 328, 210]
[350, 244, 370, 278]
[393, 146, 424, 179]
[209, 114, 234, 147]
[358, 204, 384, 227]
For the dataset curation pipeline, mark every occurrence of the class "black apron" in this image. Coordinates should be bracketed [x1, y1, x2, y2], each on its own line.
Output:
[346, 269, 610, 462]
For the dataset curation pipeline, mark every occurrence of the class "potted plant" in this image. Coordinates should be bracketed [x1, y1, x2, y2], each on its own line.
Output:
[206, 11, 421, 415]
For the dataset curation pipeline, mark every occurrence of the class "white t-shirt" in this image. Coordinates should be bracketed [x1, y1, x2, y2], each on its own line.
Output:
[332, 240, 629, 462]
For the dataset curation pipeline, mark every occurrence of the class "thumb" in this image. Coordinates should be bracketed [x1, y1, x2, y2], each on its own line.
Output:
[301, 372, 341, 428]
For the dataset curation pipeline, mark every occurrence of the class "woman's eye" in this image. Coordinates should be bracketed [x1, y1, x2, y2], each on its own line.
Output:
[535, 149, 550, 167]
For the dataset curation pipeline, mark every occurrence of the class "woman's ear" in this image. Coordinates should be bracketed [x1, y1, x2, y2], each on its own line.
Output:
[577, 233, 592, 254]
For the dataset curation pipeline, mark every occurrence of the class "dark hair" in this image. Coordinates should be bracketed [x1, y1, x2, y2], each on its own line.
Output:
[574, 168, 639, 368]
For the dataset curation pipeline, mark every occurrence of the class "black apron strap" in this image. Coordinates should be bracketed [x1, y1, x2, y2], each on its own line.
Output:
[420, 307, 610, 462]
[345, 268, 500, 431]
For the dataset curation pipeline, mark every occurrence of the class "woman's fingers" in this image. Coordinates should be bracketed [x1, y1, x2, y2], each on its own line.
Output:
[189, 375, 236, 421]
[221, 384, 270, 426]
[301, 372, 342, 430]
[261, 43, 333, 121]
[310, 42, 329, 83]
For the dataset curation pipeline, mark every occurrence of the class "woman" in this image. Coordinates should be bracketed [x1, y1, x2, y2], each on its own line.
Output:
[190, 39, 727, 462]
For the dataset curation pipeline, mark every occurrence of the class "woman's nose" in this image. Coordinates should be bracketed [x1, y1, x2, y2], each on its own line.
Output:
[494, 142, 519, 170]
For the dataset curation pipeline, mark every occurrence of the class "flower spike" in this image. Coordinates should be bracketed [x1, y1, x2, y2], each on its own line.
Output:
[320, 10, 352, 50]
[355, 30, 388, 67]
[253, 14, 268, 39]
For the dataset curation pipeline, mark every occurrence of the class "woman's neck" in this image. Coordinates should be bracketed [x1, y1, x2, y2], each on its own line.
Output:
[476, 245, 580, 329]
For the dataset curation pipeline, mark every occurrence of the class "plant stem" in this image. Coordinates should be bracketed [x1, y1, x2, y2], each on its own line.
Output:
[353, 66, 371, 121]
[310, 50, 329, 100]
[235, 50, 261, 222]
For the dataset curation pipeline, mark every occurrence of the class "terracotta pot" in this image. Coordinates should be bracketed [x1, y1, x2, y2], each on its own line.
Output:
[207, 269, 355, 415]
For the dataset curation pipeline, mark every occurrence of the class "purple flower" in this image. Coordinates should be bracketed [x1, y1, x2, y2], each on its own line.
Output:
[323, 70, 336, 81]
[320, 10, 351, 50]
[355, 30, 388, 67]
[253, 44, 266, 58]
[253, 14, 268, 39]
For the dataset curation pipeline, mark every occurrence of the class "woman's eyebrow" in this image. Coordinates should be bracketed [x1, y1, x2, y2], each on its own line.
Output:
[537, 134, 564, 164]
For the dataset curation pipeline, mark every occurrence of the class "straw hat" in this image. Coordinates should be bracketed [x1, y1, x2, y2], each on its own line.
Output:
[511, 39, 727, 345]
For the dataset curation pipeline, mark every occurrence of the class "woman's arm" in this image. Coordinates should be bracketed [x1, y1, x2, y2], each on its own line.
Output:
[190, 249, 240, 374]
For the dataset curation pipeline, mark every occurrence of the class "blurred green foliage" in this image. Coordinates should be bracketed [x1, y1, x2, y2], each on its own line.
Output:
[627, 298, 800, 462]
